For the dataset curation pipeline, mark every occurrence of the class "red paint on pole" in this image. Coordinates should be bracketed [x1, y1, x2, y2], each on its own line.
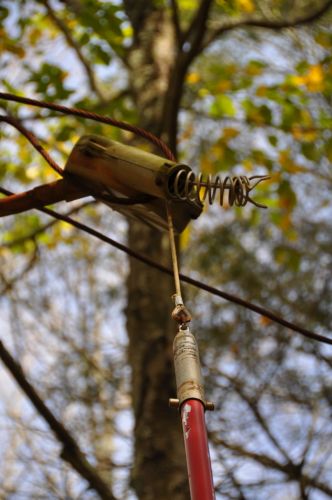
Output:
[181, 399, 215, 500]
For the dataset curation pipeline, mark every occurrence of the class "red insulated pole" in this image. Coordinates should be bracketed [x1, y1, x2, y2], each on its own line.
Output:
[181, 399, 215, 500]
[171, 326, 215, 500]
[167, 208, 214, 498]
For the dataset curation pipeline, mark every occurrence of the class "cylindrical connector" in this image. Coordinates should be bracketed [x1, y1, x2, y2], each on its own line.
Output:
[173, 328, 205, 406]
[64, 135, 202, 233]
[65, 134, 189, 199]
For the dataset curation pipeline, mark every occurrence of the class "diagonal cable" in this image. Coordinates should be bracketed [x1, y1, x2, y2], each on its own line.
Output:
[0, 186, 330, 346]
[0, 93, 331, 345]
[0, 92, 176, 161]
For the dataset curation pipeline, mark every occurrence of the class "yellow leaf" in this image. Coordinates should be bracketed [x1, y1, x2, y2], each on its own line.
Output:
[180, 225, 191, 250]
[305, 64, 324, 92]
[279, 213, 291, 230]
[290, 75, 305, 87]
[28, 27, 42, 46]
[216, 80, 231, 92]
[291, 65, 325, 92]
[278, 150, 291, 168]
[200, 156, 216, 173]
[278, 150, 304, 173]
[198, 88, 209, 97]
[122, 25, 133, 38]
[291, 126, 317, 142]
[237, 0, 255, 13]
[67, 18, 78, 30]
[59, 221, 73, 235]
[242, 158, 253, 171]
[223, 127, 239, 140]
[260, 316, 272, 327]
[186, 72, 200, 84]
[26, 165, 42, 180]
[256, 85, 267, 97]
[211, 144, 225, 162]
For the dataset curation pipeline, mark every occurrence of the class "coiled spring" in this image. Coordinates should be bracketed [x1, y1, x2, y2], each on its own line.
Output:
[171, 170, 270, 209]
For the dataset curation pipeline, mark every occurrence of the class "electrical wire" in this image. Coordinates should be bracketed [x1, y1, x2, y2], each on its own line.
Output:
[0, 108, 185, 307]
[0, 92, 176, 161]
[0, 114, 64, 175]
[0, 93, 331, 345]
[0, 93, 185, 311]
[0, 185, 331, 346]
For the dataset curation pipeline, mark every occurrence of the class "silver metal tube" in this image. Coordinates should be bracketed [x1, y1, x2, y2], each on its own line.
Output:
[173, 328, 205, 406]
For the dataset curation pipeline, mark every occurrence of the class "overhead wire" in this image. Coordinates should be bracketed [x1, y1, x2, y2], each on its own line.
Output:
[0, 185, 331, 346]
[0, 92, 176, 161]
[0, 92, 331, 346]
[0, 114, 64, 175]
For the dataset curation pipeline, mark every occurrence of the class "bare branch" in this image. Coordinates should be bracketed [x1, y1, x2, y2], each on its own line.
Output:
[1, 185, 331, 346]
[170, 0, 182, 45]
[162, 0, 214, 150]
[204, 0, 332, 49]
[0, 339, 117, 500]
[0, 246, 39, 294]
[221, 373, 291, 462]
[182, 0, 214, 62]
[3, 200, 95, 249]
[211, 436, 332, 497]
[0, 179, 87, 217]
[40, 0, 106, 103]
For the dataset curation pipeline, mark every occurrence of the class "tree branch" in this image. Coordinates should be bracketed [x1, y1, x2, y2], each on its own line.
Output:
[0, 179, 87, 217]
[211, 436, 332, 497]
[1, 185, 331, 346]
[0, 339, 117, 500]
[161, 0, 214, 151]
[170, 0, 182, 46]
[0, 246, 39, 294]
[3, 200, 95, 249]
[203, 0, 332, 49]
[221, 374, 291, 462]
[182, 0, 214, 62]
[41, 0, 106, 103]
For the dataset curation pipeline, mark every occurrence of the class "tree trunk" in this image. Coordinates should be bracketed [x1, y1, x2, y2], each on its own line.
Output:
[124, 4, 190, 499]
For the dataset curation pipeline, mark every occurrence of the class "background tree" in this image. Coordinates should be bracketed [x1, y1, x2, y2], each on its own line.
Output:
[0, 0, 332, 499]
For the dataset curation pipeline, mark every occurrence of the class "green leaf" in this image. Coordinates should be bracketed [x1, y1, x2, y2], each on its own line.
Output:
[274, 246, 301, 272]
[242, 99, 272, 125]
[277, 180, 297, 211]
[301, 143, 318, 161]
[268, 135, 278, 147]
[27, 62, 74, 101]
[245, 60, 267, 76]
[324, 138, 332, 162]
[89, 43, 112, 65]
[210, 95, 236, 117]
[0, 6, 9, 21]
[281, 102, 301, 128]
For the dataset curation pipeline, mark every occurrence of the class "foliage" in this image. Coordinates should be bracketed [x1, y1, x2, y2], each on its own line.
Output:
[0, 0, 332, 499]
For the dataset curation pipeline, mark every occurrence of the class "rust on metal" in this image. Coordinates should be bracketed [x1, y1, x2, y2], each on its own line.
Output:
[171, 304, 192, 325]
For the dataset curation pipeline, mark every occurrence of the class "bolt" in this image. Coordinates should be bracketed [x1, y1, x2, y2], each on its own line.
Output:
[169, 398, 180, 408]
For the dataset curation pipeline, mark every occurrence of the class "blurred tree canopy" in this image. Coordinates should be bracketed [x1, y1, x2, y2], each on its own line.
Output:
[0, 0, 332, 499]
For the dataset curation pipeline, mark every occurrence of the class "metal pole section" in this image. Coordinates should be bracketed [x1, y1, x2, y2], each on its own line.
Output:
[171, 327, 215, 500]
[167, 204, 214, 498]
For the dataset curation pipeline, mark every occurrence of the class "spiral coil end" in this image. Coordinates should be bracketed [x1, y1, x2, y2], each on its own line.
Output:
[167, 169, 270, 209]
